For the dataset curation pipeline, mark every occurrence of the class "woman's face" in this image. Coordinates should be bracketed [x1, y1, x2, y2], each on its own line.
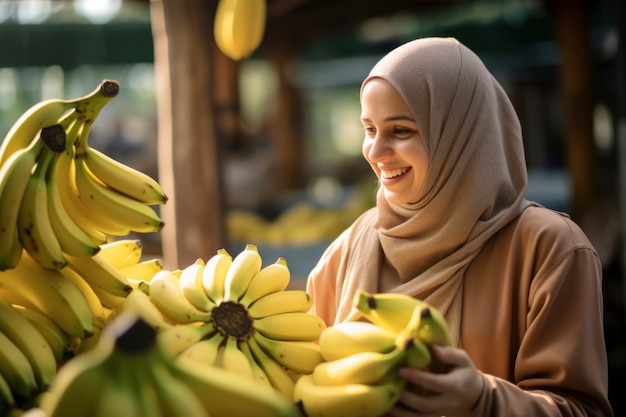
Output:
[361, 78, 429, 205]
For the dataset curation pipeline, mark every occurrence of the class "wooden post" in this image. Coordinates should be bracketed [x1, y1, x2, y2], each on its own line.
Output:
[150, 0, 227, 268]
[550, 0, 598, 219]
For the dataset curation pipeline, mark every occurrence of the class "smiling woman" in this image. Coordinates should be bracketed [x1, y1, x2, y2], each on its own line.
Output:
[306, 37, 613, 417]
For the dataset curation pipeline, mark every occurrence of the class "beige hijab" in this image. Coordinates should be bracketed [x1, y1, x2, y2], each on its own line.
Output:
[318, 37, 534, 346]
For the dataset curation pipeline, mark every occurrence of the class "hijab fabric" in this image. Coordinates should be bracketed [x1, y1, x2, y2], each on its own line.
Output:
[334, 38, 534, 346]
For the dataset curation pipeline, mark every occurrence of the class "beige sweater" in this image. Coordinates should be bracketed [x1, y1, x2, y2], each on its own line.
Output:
[306, 206, 613, 416]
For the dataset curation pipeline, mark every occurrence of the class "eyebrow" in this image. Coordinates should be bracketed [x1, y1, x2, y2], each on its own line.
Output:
[360, 115, 416, 123]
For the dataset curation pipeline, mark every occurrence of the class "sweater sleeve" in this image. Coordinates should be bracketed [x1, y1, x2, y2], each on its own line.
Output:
[470, 245, 612, 417]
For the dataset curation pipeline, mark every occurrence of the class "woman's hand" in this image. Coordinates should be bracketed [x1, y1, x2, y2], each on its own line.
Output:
[385, 345, 484, 417]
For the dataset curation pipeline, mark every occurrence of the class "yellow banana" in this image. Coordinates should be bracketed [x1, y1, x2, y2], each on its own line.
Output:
[53, 122, 109, 244]
[82, 145, 168, 205]
[223, 244, 262, 302]
[45, 149, 101, 258]
[353, 289, 426, 333]
[58, 264, 107, 329]
[179, 258, 215, 312]
[253, 311, 326, 342]
[65, 253, 133, 299]
[0, 138, 44, 270]
[238, 338, 272, 388]
[17, 148, 68, 269]
[97, 239, 143, 269]
[253, 331, 323, 375]
[318, 321, 398, 361]
[247, 289, 313, 318]
[121, 257, 164, 281]
[415, 304, 453, 347]
[312, 347, 405, 387]
[293, 373, 404, 417]
[0, 297, 57, 391]
[12, 304, 75, 364]
[214, 0, 266, 61]
[0, 329, 39, 400]
[113, 289, 173, 333]
[246, 336, 296, 399]
[157, 322, 215, 357]
[73, 156, 164, 234]
[219, 336, 254, 379]
[201, 248, 232, 303]
[172, 344, 300, 417]
[239, 257, 290, 307]
[149, 270, 213, 324]
[0, 252, 93, 338]
[176, 333, 224, 366]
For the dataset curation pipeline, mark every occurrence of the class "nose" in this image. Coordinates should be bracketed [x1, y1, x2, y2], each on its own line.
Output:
[363, 133, 390, 163]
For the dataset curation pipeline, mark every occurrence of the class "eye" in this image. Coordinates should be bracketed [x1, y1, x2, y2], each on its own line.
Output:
[363, 125, 376, 137]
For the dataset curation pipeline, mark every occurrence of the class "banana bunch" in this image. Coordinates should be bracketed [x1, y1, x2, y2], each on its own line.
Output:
[214, 0, 266, 60]
[293, 290, 453, 417]
[120, 244, 325, 401]
[33, 311, 300, 417]
[0, 79, 167, 271]
[0, 237, 163, 397]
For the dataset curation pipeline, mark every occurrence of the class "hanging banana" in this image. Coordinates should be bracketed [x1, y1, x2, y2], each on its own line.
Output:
[214, 0, 267, 61]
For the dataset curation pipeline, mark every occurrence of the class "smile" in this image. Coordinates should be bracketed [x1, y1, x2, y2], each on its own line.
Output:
[381, 167, 410, 179]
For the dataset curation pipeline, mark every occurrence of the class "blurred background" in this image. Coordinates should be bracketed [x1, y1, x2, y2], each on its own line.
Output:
[0, 0, 623, 412]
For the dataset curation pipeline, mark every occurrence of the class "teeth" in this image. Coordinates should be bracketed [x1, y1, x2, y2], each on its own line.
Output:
[381, 168, 408, 179]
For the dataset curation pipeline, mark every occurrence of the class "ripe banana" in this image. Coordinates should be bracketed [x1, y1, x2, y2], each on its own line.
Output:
[219, 336, 254, 379]
[0, 79, 119, 163]
[53, 126, 110, 244]
[246, 336, 296, 399]
[172, 346, 300, 417]
[0, 138, 43, 270]
[238, 338, 273, 388]
[65, 253, 133, 299]
[73, 156, 164, 234]
[312, 347, 405, 387]
[149, 270, 213, 324]
[113, 289, 173, 333]
[353, 289, 426, 333]
[158, 322, 215, 357]
[415, 304, 453, 347]
[178, 258, 215, 312]
[11, 304, 75, 364]
[0, 297, 57, 391]
[293, 373, 404, 417]
[213, 0, 267, 61]
[97, 239, 143, 269]
[0, 328, 39, 400]
[318, 321, 398, 361]
[121, 257, 164, 281]
[239, 257, 290, 307]
[253, 311, 326, 342]
[0, 252, 93, 338]
[247, 289, 313, 318]
[17, 148, 68, 269]
[222, 244, 262, 302]
[176, 333, 224, 366]
[58, 265, 108, 329]
[201, 248, 232, 303]
[82, 145, 168, 205]
[45, 150, 101, 258]
[253, 331, 323, 374]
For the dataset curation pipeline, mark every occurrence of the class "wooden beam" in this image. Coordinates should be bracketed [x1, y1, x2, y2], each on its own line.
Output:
[150, 0, 227, 269]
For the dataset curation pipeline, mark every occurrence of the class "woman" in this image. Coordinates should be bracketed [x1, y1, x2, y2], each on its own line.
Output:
[306, 37, 613, 416]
